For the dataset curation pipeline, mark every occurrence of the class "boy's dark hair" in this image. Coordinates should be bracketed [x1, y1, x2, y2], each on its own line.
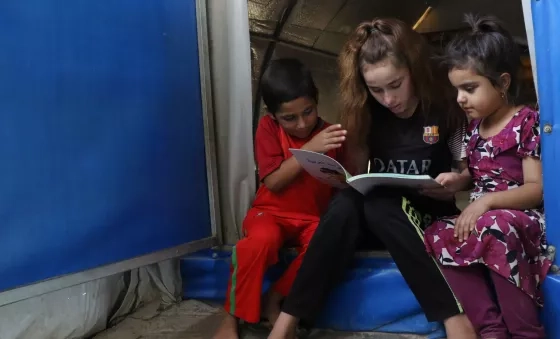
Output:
[440, 14, 521, 103]
[260, 58, 318, 114]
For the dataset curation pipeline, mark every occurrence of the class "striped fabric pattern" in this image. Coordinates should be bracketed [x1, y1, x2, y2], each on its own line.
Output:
[448, 123, 467, 161]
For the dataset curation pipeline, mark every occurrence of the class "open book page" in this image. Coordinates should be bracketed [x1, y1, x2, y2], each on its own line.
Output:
[289, 149, 349, 189]
[347, 173, 441, 195]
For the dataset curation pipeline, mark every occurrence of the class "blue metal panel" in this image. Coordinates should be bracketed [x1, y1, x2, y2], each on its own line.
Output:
[533, 1, 560, 338]
[181, 250, 445, 337]
[533, 0, 560, 260]
[0, 0, 211, 292]
[542, 275, 560, 339]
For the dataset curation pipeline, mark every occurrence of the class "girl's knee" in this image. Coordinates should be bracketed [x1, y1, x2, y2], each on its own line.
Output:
[474, 210, 513, 235]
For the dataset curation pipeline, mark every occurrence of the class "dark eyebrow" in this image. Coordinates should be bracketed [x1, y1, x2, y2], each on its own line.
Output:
[458, 81, 478, 87]
[280, 113, 296, 118]
[388, 77, 404, 86]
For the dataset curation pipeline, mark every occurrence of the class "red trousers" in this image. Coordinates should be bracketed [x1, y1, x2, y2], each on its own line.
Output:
[224, 208, 318, 323]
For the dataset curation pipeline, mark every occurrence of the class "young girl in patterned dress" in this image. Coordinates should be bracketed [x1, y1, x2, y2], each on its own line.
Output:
[423, 14, 551, 339]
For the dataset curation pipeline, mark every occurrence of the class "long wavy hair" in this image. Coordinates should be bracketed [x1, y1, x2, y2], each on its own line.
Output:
[339, 18, 464, 174]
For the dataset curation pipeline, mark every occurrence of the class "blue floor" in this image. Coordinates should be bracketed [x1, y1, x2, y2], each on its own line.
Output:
[180, 249, 446, 338]
[181, 248, 560, 339]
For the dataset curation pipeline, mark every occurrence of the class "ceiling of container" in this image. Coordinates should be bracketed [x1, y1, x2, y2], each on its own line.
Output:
[249, 0, 527, 123]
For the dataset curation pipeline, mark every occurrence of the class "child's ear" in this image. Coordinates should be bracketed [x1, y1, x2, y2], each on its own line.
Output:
[498, 73, 511, 93]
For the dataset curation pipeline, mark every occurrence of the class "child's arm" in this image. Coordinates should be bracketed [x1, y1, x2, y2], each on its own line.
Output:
[483, 157, 543, 210]
[262, 156, 304, 193]
[255, 118, 299, 194]
[454, 111, 542, 241]
[454, 160, 542, 242]
[421, 123, 472, 199]
[257, 119, 346, 193]
[482, 110, 543, 210]
[422, 165, 471, 201]
[436, 165, 472, 192]
[265, 125, 346, 192]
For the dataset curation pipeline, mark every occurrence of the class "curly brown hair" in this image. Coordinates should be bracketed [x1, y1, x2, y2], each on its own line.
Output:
[339, 18, 464, 174]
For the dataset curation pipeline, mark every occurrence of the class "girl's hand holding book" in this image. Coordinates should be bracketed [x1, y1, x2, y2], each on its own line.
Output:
[419, 171, 472, 201]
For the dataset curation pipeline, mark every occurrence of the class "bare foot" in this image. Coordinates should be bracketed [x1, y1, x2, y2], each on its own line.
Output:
[444, 314, 477, 339]
[263, 290, 283, 326]
[268, 312, 298, 339]
[213, 313, 239, 339]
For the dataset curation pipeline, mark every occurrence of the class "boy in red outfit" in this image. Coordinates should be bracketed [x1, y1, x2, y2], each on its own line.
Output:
[213, 58, 346, 339]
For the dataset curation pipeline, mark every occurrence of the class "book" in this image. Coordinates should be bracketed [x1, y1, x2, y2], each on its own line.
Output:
[289, 148, 441, 195]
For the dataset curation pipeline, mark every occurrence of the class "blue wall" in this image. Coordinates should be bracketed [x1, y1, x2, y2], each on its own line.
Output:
[533, 0, 560, 259]
[0, 0, 211, 292]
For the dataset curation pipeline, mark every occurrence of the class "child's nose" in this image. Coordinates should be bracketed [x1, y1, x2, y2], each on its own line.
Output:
[384, 94, 396, 106]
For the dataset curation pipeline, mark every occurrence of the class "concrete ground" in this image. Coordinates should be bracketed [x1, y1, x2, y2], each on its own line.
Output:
[93, 299, 427, 339]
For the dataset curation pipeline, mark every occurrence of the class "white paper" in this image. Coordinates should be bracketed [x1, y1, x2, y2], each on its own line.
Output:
[289, 149, 349, 189]
[290, 148, 441, 195]
[347, 173, 440, 195]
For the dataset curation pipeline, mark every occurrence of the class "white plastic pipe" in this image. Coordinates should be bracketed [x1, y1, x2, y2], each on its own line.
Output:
[521, 0, 539, 99]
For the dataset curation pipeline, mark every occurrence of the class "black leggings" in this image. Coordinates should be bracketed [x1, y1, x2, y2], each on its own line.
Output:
[281, 187, 462, 323]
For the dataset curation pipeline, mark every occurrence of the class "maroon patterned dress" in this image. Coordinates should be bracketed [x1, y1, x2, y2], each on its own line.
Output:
[424, 106, 551, 305]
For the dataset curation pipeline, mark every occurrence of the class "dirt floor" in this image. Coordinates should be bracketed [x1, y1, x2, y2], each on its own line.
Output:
[93, 299, 428, 339]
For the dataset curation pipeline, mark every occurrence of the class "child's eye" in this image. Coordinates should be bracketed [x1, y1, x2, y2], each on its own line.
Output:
[303, 108, 312, 115]
[370, 87, 383, 93]
[459, 84, 478, 94]
[282, 115, 296, 121]
[389, 82, 402, 89]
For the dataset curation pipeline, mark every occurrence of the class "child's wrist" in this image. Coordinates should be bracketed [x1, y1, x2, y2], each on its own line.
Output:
[458, 172, 472, 191]
[480, 194, 495, 209]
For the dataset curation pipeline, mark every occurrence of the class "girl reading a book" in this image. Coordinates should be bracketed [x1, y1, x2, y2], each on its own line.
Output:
[268, 18, 477, 339]
[423, 15, 550, 339]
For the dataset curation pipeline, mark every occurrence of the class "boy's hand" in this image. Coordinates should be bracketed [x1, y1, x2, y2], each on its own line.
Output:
[302, 124, 347, 153]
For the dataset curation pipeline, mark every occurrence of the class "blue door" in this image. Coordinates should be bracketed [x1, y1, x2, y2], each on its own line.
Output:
[0, 0, 213, 294]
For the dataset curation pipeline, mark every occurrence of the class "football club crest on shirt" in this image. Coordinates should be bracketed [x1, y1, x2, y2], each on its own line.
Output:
[423, 125, 439, 144]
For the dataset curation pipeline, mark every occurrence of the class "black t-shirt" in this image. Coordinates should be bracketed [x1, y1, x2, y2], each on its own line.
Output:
[368, 104, 461, 213]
